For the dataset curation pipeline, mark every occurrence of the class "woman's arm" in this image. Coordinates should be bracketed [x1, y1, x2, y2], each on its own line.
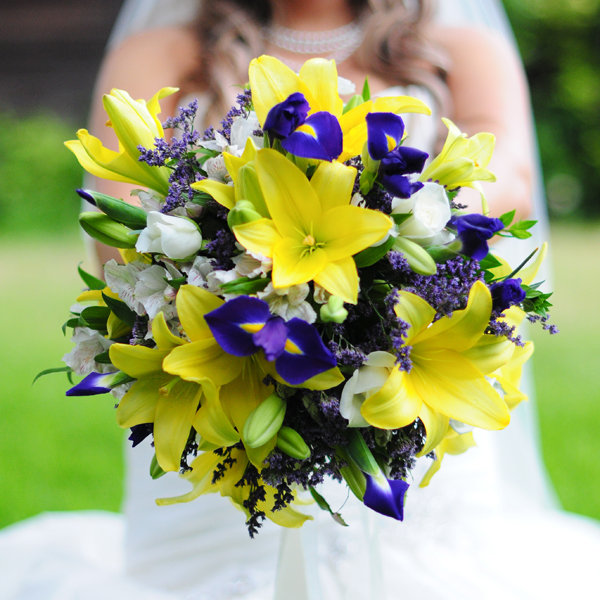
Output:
[433, 25, 535, 219]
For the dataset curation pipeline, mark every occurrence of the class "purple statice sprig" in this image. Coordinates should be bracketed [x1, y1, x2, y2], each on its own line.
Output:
[137, 99, 204, 213]
[213, 88, 254, 143]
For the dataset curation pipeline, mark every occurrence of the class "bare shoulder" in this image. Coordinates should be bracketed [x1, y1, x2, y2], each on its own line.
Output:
[95, 25, 200, 98]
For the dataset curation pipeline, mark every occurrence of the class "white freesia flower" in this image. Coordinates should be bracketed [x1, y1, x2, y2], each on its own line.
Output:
[392, 181, 454, 246]
[136, 211, 202, 259]
[340, 352, 397, 427]
[230, 112, 263, 151]
[62, 327, 114, 375]
[258, 283, 316, 323]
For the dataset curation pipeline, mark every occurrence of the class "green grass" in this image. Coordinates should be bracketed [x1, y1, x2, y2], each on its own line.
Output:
[1, 223, 599, 529]
[0, 233, 124, 527]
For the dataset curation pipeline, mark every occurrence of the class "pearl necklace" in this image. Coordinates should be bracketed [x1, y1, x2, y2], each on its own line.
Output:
[263, 20, 365, 65]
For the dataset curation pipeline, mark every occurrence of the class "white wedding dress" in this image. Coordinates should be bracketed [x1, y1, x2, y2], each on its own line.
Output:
[2, 2, 600, 599]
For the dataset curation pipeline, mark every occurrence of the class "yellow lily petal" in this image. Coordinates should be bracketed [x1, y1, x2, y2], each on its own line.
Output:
[298, 58, 343, 116]
[313, 256, 358, 304]
[107, 312, 131, 340]
[272, 240, 327, 289]
[233, 218, 280, 258]
[361, 366, 422, 429]
[76, 289, 103, 303]
[519, 242, 548, 286]
[163, 338, 244, 386]
[417, 402, 450, 456]
[420, 430, 475, 487]
[411, 352, 510, 429]
[145, 86, 179, 132]
[372, 95, 432, 116]
[463, 334, 515, 375]
[259, 488, 312, 528]
[176, 285, 223, 342]
[255, 149, 321, 238]
[156, 451, 222, 505]
[192, 378, 240, 447]
[317, 205, 392, 261]
[152, 311, 184, 350]
[115, 375, 167, 427]
[109, 343, 168, 378]
[191, 179, 235, 210]
[249, 55, 313, 125]
[415, 281, 492, 352]
[154, 379, 202, 471]
[309, 161, 357, 211]
[394, 291, 437, 344]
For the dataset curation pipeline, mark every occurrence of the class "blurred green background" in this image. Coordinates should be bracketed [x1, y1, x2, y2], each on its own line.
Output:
[0, 0, 599, 529]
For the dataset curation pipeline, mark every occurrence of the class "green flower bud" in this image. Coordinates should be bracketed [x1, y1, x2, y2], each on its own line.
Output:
[238, 164, 269, 216]
[276, 426, 311, 460]
[392, 235, 437, 275]
[150, 453, 166, 479]
[320, 295, 348, 324]
[242, 392, 286, 448]
[227, 199, 263, 229]
[82, 190, 148, 229]
[79, 211, 138, 248]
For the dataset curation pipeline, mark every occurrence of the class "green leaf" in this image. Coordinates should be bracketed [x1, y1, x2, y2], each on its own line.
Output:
[309, 487, 348, 526]
[32, 366, 73, 385]
[94, 351, 112, 364]
[101, 292, 136, 326]
[62, 317, 82, 335]
[479, 253, 503, 270]
[342, 94, 365, 114]
[391, 213, 411, 227]
[165, 276, 187, 290]
[354, 236, 395, 268]
[220, 276, 271, 295]
[150, 453, 167, 479]
[78, 264, 105, 290]
[362, 77, 371, 101]
[499, 209, 516, 227]
[80, 306, 110, 331]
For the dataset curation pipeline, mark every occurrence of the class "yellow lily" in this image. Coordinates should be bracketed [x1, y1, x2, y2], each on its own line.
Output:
[65, 87, 177, 194]
[232, 149, 393, 304]
[360, 281, 511, 451]
[109, 311, 203, 472]
[419, 118, 496, 194]
[249, 55, 431, 161]
[157, 447, 311, 528]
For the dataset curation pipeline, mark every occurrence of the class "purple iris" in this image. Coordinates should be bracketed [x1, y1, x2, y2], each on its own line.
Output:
[263, 93, 342, 161]
[450, 213, 505, 260]
[263, 92, 310, 139]
[366, 112, 405, 160]
[489, 278, 526, 312]
[66, 371, 114, 396]
[363, 473, 410, 521]
[281, 111, 343, 161]
[379, 146, 429, 198]
[204, 296, 336, 385]
[366, 112, 428, 198]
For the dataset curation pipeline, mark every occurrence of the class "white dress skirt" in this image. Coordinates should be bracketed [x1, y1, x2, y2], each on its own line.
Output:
[2, 87, 599, 600]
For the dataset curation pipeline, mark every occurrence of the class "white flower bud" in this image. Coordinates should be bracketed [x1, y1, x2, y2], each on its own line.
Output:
[136, 211, 202, 260]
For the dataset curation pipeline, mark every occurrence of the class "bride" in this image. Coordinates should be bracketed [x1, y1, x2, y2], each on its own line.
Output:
[2, 1, 599, 599]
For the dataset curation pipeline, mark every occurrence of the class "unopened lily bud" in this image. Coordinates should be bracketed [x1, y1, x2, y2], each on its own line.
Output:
[243, 392, 286, 448]
[276, 426, 311, 460]
[320, 295, 348, 323]
[77, 189, 147, 229]
[79, 211, 138, 248]
[227, 199, 263, 229]
[392, 236, 437, 275]
[150, 453, 166, 479]
[238, 164, 269, 216]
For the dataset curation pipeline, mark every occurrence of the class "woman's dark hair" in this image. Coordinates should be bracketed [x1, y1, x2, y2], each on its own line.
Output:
[188, 0, 448, 124]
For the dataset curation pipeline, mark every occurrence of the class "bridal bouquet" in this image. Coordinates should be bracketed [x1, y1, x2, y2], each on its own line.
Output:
[59, 55, 555, 535]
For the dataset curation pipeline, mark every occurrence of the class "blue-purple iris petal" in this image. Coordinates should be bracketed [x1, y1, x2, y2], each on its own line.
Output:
[253, 316, 288, 361]
[274, 318, 337, 385]
[281, 111, 343, 161]
[489, 277, 526, 312]
[381, 174, 423, 198]
[205, 296, 271, 356]
[450, 213, 505, 260]
[363, 474, 409, 521]
[380, 145, 429, 176]
[263, 92, 310, 139]
[366, 112, 405, 160]
[66, 371, 113, 396]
